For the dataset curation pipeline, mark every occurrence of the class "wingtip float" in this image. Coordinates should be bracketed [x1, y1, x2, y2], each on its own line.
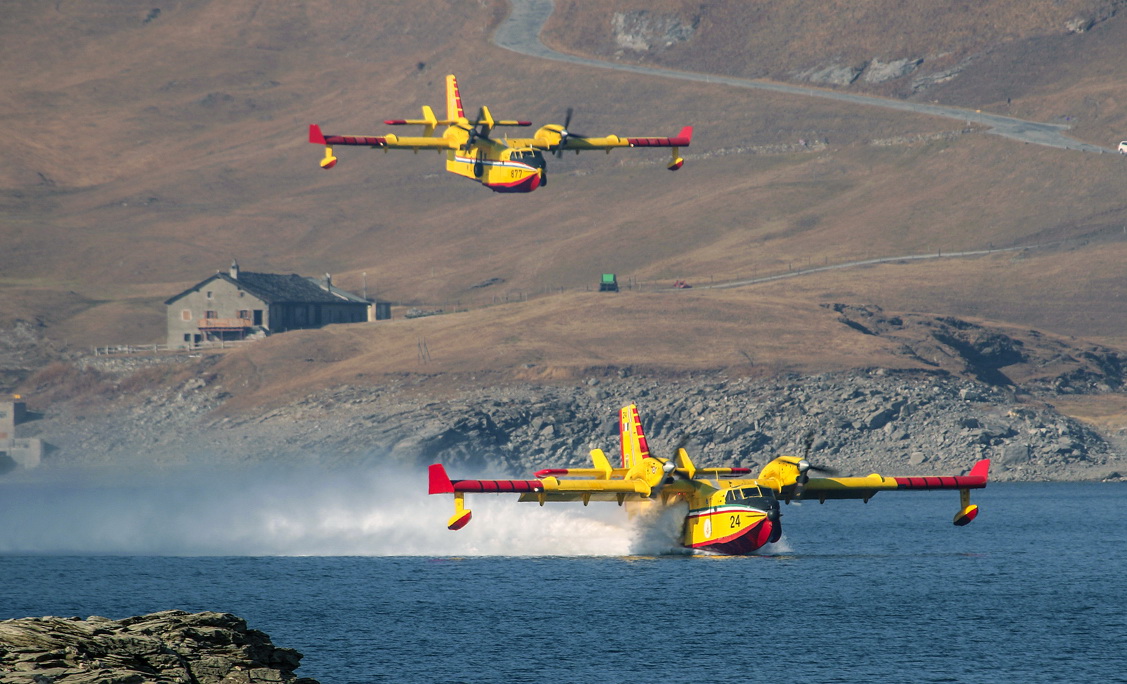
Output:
[308, 75, 691, 192]
[428, 404, 990, 556]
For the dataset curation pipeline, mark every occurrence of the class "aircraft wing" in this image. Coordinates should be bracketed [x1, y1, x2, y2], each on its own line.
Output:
[429, 464, 653, 500]
[309, 124, 456, 151]
[309, 123, 457, 169]
[517, 126, 693, 153]
[309, 123, 458, 169]
[794, 459, 991, 502]
[573, 126, 693, 151]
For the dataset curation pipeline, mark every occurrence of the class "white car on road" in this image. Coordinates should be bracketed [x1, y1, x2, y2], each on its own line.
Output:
[1119, 140, 1127, 154]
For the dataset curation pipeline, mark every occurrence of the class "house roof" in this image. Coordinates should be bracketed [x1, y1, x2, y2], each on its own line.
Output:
[304, 277, 386, 305]
[165, 270, 368, 306]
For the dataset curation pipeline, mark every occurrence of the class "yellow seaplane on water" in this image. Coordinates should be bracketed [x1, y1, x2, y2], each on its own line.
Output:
[309, 75, 691, 193]
[429, 404, 990, 555]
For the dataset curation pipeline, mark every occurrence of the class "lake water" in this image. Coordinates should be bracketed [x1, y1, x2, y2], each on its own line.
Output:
[1, 470, 1125, 683]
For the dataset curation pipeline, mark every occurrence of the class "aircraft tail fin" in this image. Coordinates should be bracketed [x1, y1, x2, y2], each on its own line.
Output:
[446, 74, 464, 121]
[619, 404, 652, 469]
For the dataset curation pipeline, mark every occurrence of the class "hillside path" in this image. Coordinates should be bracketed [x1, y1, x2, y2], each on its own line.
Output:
[701, 244, 1042, 290]
[496, 0, 1110, 154]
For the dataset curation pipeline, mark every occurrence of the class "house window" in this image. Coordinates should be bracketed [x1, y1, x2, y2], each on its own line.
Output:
[238, 310, 249, 321]
[239, 291, 245, 297]
[181, 309, 191, 321]
[206, 310, 217, 319]
[206, 291, 213, 299]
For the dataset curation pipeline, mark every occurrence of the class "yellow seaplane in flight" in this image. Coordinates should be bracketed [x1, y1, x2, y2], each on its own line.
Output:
[429, 404, 990, 555]
[309, 75, 691, 193]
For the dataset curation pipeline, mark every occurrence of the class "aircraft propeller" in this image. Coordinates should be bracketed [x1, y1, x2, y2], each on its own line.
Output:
[649, 434, 689, 500]
[461, 107, 493, 151]
[792, 432, 837, 502]
[797, 431, 838, 477]
[554, 107, 587, 157]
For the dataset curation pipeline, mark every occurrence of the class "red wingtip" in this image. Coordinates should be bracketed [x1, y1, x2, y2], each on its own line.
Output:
[968, 459, 991, 482]
[308, 124, 326, 145]
[428, 463, 455, 494]
[675, 126, 693, 145]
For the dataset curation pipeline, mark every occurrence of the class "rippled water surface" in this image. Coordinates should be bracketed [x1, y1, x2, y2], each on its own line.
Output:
[2, 478, 1125, 682]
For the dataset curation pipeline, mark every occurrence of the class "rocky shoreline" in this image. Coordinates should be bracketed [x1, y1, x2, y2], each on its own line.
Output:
[0, 610, 317, 684]
[18, 363, 1127, 482]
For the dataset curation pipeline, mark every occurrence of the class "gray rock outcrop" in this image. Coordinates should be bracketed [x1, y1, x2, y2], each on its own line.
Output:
[0, 610, 318, 684]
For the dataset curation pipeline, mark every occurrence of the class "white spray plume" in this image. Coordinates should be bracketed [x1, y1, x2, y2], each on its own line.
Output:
[0, 465, 696, 556]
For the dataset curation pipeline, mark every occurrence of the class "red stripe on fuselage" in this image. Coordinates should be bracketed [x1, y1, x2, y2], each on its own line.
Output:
[692, 518, 774, 555]
[486, 172, 541, 193]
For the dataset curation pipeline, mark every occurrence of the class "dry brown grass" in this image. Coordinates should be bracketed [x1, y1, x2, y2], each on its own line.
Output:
[4, 0, 1127, 390]
[207, 288, 920, 409]
[544, 0, 1127, 140]
[1051, 395, 1127, 431]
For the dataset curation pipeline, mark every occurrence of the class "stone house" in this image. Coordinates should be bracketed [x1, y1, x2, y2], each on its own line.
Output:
[0, 396, 41, 471]
[165, 261, 378, 349]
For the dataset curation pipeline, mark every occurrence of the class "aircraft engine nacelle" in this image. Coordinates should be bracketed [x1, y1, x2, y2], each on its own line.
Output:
[533, 124, 565, 149]
[757, 456, 804, 489]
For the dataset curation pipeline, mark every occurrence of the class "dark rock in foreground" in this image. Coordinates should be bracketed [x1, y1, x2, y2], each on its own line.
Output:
[0, 610, 318, 684]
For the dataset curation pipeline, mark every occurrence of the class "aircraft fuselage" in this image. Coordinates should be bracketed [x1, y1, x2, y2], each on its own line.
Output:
[446, 145, 546, 193]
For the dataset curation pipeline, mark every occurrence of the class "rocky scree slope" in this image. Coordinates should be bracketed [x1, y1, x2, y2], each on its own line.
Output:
[22, 361, 1126, 483]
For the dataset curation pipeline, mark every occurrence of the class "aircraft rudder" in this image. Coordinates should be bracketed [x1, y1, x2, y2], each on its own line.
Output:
[619, 404, 651, 469]
[446, 74, 464, 121]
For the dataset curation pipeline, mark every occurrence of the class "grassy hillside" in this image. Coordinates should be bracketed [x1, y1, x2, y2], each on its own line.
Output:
[544, 0, 1127, 143]
[4, 0, 1127, 392]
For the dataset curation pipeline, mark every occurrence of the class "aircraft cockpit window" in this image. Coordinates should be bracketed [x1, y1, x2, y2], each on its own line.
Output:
[727, 488, 754, 503]
[513, 150, 543, 163]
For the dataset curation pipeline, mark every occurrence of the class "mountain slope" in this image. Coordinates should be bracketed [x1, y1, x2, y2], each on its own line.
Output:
[2, 0, 1127, 371]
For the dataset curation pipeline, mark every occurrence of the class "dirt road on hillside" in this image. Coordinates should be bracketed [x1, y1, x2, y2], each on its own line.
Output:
[496, 0, 1110, 154]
